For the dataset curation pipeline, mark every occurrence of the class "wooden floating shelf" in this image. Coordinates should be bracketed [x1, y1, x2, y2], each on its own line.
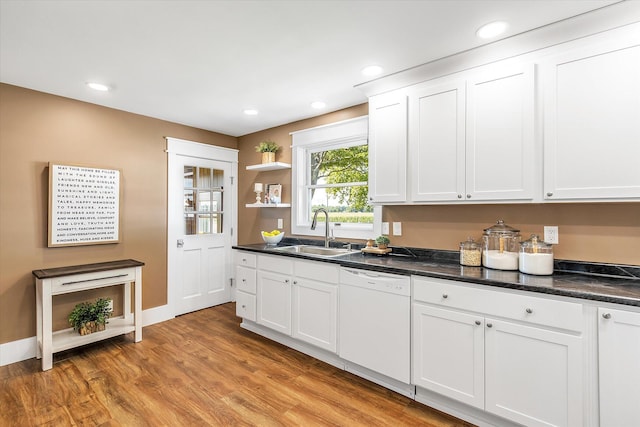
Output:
[246, 203, 291, 208]
[246, 162, 292, 171]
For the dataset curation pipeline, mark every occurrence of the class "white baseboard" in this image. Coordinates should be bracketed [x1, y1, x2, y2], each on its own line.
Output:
[0, 305, 175, 367]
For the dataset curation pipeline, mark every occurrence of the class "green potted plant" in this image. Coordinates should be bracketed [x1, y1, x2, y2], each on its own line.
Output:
[255, 140, 280, 164]
[375, 235, 391, 249]
[68, 297, 112, 335]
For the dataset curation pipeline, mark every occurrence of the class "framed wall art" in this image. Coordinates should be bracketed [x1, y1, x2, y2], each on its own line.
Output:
[48, 163, 121, 247]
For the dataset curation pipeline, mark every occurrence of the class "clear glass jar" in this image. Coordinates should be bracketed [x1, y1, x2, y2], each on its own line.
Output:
[460, 237, 482, 266]
[519, 234, 554, 275]
[482, 220, 521, 270]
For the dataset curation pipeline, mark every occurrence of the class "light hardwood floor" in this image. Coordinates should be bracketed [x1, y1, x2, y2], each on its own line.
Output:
[0, 302, 474, 426]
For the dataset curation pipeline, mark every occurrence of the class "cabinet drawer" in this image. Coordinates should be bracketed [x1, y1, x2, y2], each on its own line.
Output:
[236, 265, 256, 294]
[236, 291, 256, 322]
[413, 276, 583, 332]
[50, 268, 135, 295]
[258, 254, 294, 275]
[236, 251, 257, 268]
[295, 260, 339, 283]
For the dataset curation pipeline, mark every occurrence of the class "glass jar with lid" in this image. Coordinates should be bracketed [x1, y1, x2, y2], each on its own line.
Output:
[482, 220, 520, 270]
[459, 237, 482, 266]
[519, 234, 554, 275]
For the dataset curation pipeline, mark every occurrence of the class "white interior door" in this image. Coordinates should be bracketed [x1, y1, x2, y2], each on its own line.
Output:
[167, 138, 237, 317]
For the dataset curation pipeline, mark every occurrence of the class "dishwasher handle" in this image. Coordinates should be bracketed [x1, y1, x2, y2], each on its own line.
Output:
[340, 267, 410, 291]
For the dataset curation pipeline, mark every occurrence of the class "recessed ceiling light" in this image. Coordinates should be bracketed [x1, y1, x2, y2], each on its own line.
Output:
[86, 82, 110, 92]
[361, 65, 383, 77]
[476, 21, 508, 39]
[311, 101, 326, 109]
[243, 109, 259, 115]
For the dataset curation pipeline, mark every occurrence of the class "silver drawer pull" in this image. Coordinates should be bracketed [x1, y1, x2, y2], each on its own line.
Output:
[602, 313, 611, 319]
[62, 273, 128, 286]
[526, 308, 533, 314]
[487, 323, 493, 328]
[442, 294, 448, 299]
[475, 320, 481, 326]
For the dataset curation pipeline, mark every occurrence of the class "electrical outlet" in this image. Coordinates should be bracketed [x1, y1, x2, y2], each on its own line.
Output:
[393, 222, 402, 236]
[381, 222, 389, 235]
[277, 218, 283, 229]
[544, 226, 559, 244]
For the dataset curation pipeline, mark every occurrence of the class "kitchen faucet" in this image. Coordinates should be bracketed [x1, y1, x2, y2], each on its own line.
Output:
[311, 208, 332, 247]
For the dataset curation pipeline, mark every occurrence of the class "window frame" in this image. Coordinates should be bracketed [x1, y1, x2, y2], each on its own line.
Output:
[291, 116, 381, 240]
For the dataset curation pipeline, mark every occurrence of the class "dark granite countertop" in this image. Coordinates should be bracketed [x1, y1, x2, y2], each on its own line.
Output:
[233, 239, 640, 308]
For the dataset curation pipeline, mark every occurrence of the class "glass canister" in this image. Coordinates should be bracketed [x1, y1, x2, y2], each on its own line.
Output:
[459, 237, 482, 266]
[519, 234, 554, 275]
[482, 220, 520, 270]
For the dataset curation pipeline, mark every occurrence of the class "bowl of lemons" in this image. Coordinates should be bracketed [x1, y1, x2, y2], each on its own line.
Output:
[261, 229, 284, 245]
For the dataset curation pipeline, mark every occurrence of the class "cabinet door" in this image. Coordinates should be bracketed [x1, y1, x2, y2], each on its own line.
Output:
[236, 291, 256, 322]
[466, 63, 535, 201]
[292, 279, 337, 352]
[542, 37, 640, 200]
[485, 318, 582, 427]
[598, 307, 640, 427]
[256, 271, 291, 335]
[412, 304, 484, 408]
[368, 91, 407, 203]
[409, 79, 466, 202]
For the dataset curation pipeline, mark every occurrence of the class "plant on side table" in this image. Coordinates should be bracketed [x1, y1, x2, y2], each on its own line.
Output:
[255, 140, 280, 163]
[68, 297, 112, 335]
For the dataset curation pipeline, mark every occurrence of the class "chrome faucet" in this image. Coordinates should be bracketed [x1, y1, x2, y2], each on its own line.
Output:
[311, 208, 331, 247]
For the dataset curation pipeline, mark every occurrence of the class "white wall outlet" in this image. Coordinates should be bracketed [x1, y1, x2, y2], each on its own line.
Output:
[393, 222, 402, 236]
[277, 218, 283, 229]
[544, 226, 559, 244]
[381, 222, 389, 235]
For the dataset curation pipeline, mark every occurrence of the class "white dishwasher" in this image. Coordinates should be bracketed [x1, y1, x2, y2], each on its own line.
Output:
[339, 267, 411, 384]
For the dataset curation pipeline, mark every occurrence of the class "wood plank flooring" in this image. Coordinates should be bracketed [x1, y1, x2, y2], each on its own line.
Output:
[0, 302, 475, 426]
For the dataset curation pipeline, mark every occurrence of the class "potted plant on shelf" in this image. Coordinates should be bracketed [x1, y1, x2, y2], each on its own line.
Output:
[68, 297, 112, 335]
[375, 235, 391, 249]
[255, 140, 280, 164]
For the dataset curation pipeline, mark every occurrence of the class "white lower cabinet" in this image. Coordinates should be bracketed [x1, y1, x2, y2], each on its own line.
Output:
[413, 276, 583, 427]
[484, 318, 582, 427]
[254, 255, 339, 352]
[598, 307, 640, 427]
[235, 251, 257, 321]
[413, 304, 484, 408]
[292, 260, 339, 352]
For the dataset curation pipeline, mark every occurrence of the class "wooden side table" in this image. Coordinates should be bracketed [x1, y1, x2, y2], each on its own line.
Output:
[32, 259, 144, 371]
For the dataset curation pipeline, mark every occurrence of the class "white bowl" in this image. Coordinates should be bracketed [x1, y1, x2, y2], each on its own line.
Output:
[261, 231, 284, 245]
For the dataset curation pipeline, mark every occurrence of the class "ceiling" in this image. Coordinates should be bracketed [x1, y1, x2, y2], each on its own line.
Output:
[0, 0, 620, 137]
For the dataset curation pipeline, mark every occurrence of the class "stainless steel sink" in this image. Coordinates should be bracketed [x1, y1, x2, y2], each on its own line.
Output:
[271, 245, 354, 257]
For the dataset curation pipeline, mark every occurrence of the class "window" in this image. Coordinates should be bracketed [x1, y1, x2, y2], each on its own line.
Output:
[183, 166, 224, 234]
[291, 116, 380, 240]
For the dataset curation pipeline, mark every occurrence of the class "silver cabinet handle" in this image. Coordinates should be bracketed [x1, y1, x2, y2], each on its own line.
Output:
[487, 323, 493, 328]
[242, 278, 246, 282]
[526, 308, 533, 314]
[547, 192, 553, 197]
[466, 194, 471, 199]
[475, 320, 481, 326]
[602, 313, 611, 319]
[241, 304, 246, 309]
[293, 281, 298, 285]
[457, 194, 462, 199]
[285, 279, 290, 284]
[442, 294, 448, 299]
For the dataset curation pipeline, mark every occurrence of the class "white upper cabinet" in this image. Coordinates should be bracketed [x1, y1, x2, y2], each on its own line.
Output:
[542, 30, 640, 201]
[368, 90, 408, 203]
[409, 78, 466, 202]
[466, 63, 535, 201]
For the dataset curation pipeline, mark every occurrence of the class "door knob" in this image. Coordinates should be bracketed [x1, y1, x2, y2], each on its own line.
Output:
[177, 239, 184, 248]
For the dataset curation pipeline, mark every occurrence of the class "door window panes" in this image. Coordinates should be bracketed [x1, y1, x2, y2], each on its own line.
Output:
[183, 166, 224, 235]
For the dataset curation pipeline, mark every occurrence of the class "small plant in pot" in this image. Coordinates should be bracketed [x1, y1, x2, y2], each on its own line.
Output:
[375, 235, 391, 249]
[68, 297, 112, 335]
[255, 140, 280, 164]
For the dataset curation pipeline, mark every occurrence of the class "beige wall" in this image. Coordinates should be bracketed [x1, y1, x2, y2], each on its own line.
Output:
[0, 83, 237, 344]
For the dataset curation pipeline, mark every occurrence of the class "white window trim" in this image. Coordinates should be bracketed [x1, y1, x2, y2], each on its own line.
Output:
[290, 116, 381, 241]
